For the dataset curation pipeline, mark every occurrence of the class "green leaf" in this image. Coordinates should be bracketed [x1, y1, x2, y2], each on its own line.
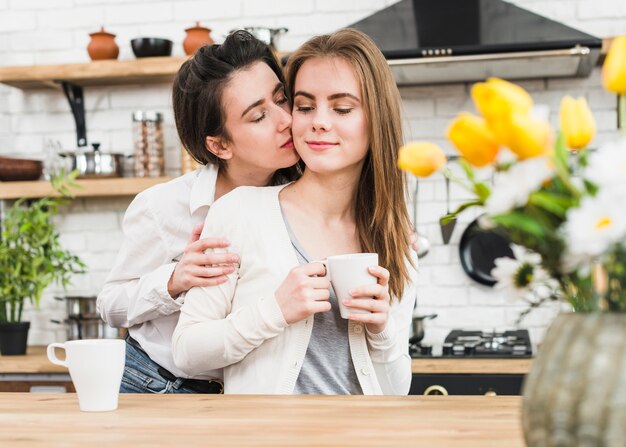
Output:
[490, 212, 548, 239]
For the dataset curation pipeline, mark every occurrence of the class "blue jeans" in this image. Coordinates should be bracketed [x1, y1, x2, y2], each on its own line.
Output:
[120, 338, 216, 394]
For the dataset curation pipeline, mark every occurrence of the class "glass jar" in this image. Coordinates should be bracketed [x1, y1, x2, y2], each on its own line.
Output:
[132, 111, 164, 177]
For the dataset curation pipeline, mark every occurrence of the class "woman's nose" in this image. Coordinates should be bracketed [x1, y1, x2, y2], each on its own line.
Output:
[312, 108, 331, 131]
[276, 104, 292, 132]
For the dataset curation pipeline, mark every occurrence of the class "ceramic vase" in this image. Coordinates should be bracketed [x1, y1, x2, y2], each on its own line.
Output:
[87, 26, 119, 61]
[522, 313, 626, 446]
[183, 22, 214, 56]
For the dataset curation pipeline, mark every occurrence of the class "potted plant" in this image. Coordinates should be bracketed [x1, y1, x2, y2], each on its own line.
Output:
[398, 35, 626, 446]
[0, 172, 85, 355]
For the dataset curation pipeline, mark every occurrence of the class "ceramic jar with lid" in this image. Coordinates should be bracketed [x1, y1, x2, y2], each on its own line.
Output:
[87, 26, 119, 60]
[183, 22, 214, 55]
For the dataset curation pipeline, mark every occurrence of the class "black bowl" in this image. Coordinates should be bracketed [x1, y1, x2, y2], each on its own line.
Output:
[131, 38, 173, 58]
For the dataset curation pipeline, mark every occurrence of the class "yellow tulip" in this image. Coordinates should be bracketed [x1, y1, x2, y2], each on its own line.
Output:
[559, 96, 596, 150]
[471, 78, 533, 122]
[447, 113, 500, 167]
[398, 142, 447, 178]
[506, 113, 553, 160]
[602, 35, 626, 94]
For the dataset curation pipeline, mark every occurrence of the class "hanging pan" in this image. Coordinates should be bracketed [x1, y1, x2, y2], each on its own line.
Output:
[458, 215, 515, 286]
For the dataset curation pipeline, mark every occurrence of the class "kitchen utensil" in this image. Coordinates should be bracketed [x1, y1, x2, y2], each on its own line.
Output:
[410, 314, 438, 343]
[50, 318, 121, 340]
[458, 215, 514, 286]
[87, 26, 119, 61]
[183, 22, 214, 55]
[233, 27, 288, 49]
[133, 111, 164, 177]
[58, 143, 125, 178]
[412, 179, 430, 258]
[439, 176, 457, 244]
[0, 156, 43, 181]
[131, 38, 173, 58]
[54, 296, 99, 319]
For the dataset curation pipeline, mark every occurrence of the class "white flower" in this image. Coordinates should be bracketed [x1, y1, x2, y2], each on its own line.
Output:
[585, 137, 626, 191]
[491, 245, 559, 301]
[486, 157, 554, 215]
[561, 190, 626, 269]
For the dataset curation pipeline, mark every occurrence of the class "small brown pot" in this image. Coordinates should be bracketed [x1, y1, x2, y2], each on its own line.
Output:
[87, 26, 119, 61]
[183, 22, 214, 55]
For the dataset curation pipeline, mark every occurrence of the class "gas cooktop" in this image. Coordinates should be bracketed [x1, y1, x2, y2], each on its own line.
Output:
[410, 329, 533, 358]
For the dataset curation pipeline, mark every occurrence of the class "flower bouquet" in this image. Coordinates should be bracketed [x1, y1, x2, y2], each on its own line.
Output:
[398, 36, 626, 318]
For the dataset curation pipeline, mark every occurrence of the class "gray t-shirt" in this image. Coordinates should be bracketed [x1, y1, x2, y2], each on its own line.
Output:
[281, 211, 362, 395]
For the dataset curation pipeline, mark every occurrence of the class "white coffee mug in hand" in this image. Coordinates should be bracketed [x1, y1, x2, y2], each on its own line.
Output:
[47, 339, 125, 412]
[326, 253, 378, 319]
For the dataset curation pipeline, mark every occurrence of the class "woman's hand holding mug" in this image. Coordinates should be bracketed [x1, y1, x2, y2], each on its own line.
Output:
[274, 262, 331, 324]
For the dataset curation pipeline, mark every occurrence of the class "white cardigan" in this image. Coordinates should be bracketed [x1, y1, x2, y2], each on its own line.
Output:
[172, 184, 418, 395]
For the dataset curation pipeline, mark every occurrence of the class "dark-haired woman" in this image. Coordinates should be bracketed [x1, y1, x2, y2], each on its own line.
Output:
[97, 31, 301, 394]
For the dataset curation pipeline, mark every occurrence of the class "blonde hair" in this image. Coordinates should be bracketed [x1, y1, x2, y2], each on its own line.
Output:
[285, 28, 413, 299]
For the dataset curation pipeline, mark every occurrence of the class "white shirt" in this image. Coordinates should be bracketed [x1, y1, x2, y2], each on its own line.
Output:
[172, 185, 417, 394]
[97, 164, 221, 380]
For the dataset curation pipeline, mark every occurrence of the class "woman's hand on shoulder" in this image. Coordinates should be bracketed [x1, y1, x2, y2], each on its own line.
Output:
[167, 224, 240, 298]
[274, 262, 331, 324]
[343, 265, 391, 334]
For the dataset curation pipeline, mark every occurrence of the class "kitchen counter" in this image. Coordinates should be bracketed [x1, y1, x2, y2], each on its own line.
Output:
[0, 393, 524, 446]
[2, 346, 532, 375]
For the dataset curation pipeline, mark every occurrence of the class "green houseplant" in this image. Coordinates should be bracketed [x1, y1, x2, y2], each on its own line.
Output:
[0, 172, 85, 355]
[398, 35, 626, 447]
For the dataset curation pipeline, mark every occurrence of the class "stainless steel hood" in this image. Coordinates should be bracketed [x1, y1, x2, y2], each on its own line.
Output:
[349, 0, 602, 85]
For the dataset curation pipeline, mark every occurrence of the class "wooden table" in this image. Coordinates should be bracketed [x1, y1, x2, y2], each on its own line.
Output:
[0, 393, 524, 446]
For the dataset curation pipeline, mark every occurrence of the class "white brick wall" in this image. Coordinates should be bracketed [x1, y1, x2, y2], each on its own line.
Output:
[0, 0, 624, 347]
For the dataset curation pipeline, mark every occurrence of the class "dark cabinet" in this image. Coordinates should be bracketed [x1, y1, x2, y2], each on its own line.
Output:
[410, 373, 525, 396]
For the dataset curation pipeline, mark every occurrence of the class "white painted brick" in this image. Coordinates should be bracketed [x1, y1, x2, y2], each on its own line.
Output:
[587, 89, 618, 109]
[431, 264, 469, 287]
[435, 96, 474, 117]
[86, 230, 124, 251]
[468, 284, 511, 306]
[578, 0, 626, 20]
[87, 109, 133, 131]
[173, 0, 242, 21]
[0, 114, 9, 133]
[10, 31, 73, 51]
[315, 0, 386, 13]
[83, 196, 133, 212]
[58, 233, 86, 252]
[417, 286, 468, 307]
[56, 212, 119, 231]
[593, 110, 619, 132]
[413, 265, 431, 287]
[402, 98, 435, 119]
[38, 7, 115, 31]
[89, 271, 111, 292]
[79, 251, 121, 273]
[109, 84, 171, 109]
[0, 0, 7, 9]
[0, 52, 35, 66]
[406, 118, 451, 139]
[422, 244, 456, 265]
[10, 0, 73, 9]
[75, 0, 143, 4]
[0, 11, 36, 32]
[399, 84, 467, 99]
[11, 112, 75, 134]
[430, 307, 507, 330]
[34, 49, 87, 65]
[104, 2, 173, 25]
[243, 0, 314, 16]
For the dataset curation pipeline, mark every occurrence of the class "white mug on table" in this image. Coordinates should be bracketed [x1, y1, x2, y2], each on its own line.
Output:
[47, 339, 125, 412]
[324, 253, 379, 319]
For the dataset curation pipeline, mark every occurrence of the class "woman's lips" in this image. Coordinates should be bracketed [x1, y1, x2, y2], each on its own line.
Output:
[306, 141, 338, 151]
[281, 138, 294, 149]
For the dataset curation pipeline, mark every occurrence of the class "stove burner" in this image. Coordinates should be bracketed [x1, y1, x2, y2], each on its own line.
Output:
[409, 329, 532, 358]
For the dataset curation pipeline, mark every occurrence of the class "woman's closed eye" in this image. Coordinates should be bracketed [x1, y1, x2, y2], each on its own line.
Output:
[252, 111, 267, 123]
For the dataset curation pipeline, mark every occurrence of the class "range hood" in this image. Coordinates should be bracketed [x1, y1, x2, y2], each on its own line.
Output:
[349, 0, 602, 85]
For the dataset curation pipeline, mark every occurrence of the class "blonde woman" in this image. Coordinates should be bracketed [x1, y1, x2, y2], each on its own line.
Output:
[172, 28, 417, 395]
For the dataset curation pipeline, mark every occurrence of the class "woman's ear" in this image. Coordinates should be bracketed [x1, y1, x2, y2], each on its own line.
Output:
[205, 136, 233, 160]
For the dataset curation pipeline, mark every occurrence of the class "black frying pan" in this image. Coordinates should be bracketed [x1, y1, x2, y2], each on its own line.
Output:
[458, 215, 514, 287]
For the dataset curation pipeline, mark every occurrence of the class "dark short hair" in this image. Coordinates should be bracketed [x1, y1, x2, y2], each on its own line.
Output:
[172, 30, 300, 184]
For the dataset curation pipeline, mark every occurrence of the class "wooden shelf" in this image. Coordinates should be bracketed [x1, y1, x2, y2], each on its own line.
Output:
[0, 176, 173, 199]
[0, 57, 189, 89]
